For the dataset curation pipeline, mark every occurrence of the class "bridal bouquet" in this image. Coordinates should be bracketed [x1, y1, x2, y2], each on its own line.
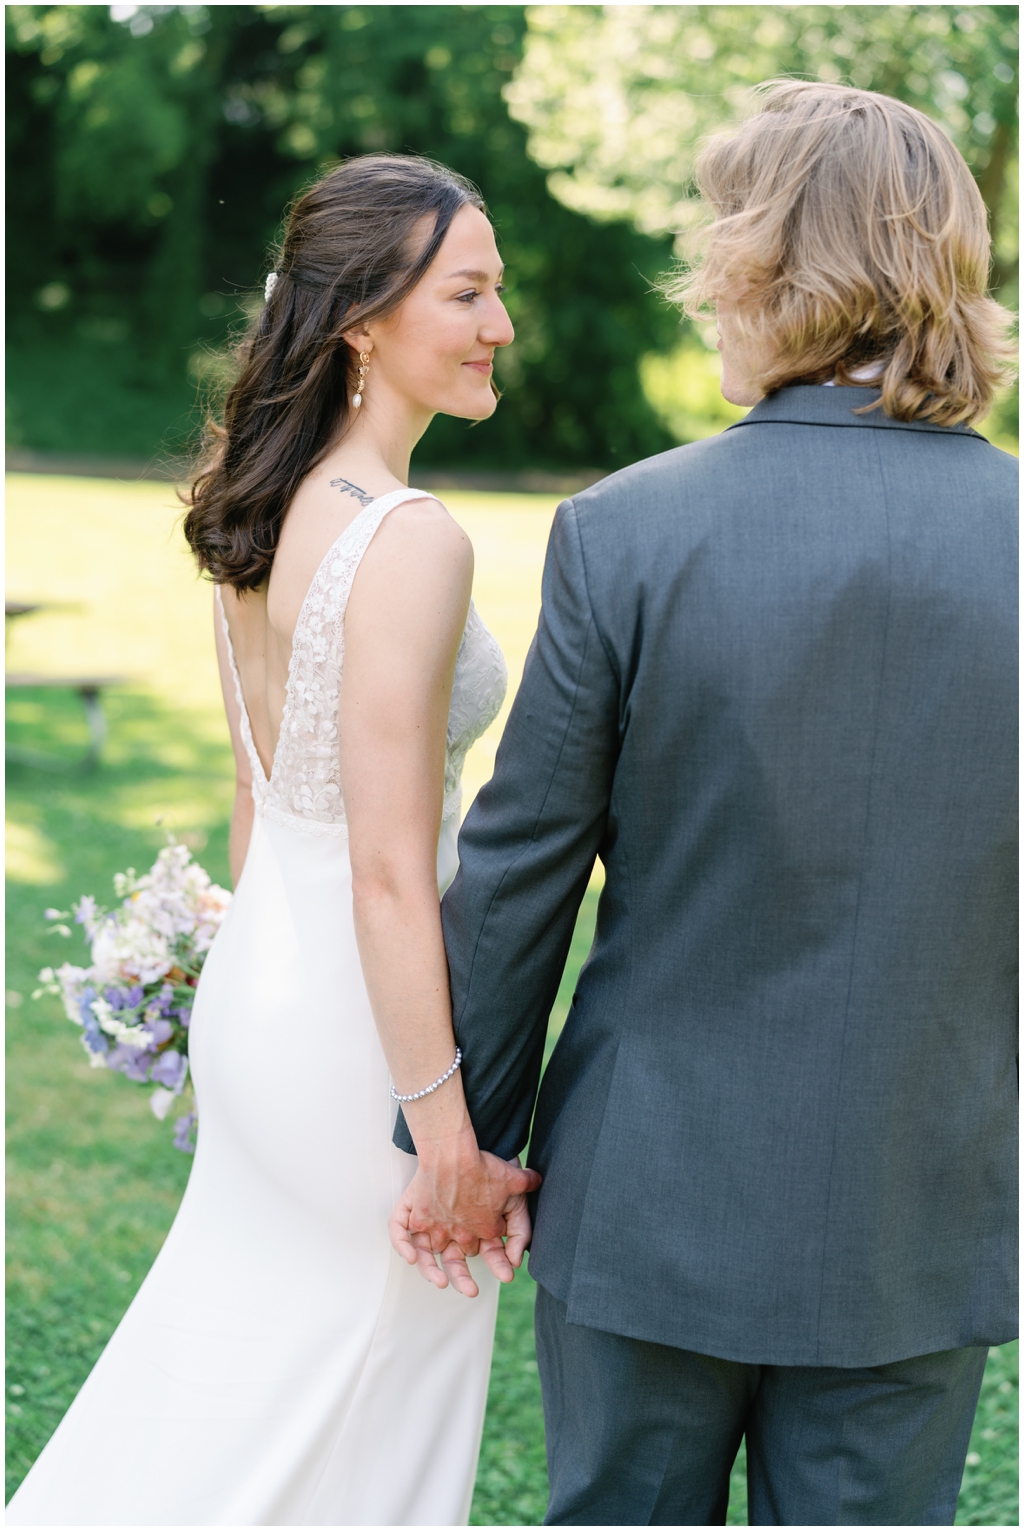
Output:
[34, 842, 231, 1153]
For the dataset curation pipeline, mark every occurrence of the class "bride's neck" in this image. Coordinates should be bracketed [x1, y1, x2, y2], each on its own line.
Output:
[333, 389, 434, 488]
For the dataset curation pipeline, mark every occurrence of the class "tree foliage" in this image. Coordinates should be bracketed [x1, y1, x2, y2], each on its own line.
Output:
[7, 5, 1016, 465]
[6, 4, 679, 468]
[507, 5, 1019, 293]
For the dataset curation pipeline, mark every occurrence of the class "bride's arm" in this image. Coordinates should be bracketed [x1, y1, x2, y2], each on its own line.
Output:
[213, 591, 255, 887]
[340, 499, 539, 1294]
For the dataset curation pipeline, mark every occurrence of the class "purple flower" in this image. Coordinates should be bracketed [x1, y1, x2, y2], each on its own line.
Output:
[124, 985, 145, 1008]
[102, 985, 137, 1010]
[82, 1024, 108, 1056]
[145, 1017, 175, 1047]
[176, 1006, 193, 1029]
[173, 1112, 197, 1154]
[150, 1049, 188, 1092]
[106, 1045, 156, 1082]
[104, 986, 141, 1013]
[77, 987, 108, 1053]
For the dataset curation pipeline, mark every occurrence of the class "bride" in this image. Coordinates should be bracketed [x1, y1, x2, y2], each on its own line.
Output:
[8, 153, 541, 1527]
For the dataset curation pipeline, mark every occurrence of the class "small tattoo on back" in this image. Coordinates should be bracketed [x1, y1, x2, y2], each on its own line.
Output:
[330, 477, 375, 508]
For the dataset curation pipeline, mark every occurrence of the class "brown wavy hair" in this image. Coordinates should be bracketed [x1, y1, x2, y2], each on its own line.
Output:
[183, 155, 485, 590]
[667, 80, 1016, 425]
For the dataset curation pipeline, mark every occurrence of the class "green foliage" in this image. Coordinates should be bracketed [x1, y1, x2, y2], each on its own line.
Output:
[6, 4, 677, 468]
[641, 334, 748, 443]
[509, 5, 1018, 296]
[8, 6, 1016, 465]
[509, 4, 1018, 455]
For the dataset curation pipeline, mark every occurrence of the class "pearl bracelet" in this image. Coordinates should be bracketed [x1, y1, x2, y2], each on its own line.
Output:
[390, 1048, 463, 1103]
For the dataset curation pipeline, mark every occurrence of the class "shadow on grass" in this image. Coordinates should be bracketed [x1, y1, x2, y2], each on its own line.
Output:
[6, 686, 235, 881]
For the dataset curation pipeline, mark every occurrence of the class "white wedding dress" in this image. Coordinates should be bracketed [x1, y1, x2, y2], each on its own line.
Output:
[8, 488, 509, 1527]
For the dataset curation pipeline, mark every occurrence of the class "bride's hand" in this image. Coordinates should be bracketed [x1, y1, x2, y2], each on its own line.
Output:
[389, 1153, 541, 1297]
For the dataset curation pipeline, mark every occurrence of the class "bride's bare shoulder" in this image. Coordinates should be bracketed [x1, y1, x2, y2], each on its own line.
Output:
[369, 491, 472, 575]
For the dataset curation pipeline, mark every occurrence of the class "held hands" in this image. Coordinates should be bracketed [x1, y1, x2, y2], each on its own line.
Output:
[389, 1136, 542, 1298]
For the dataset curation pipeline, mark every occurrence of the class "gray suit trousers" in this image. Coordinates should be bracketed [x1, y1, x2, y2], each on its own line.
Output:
[535, 1285, 987, 1526]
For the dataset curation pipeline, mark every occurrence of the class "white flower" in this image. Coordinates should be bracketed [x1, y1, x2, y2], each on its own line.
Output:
[86, 1047, 109, 1069]
[91, 915, 171, 986]
[150, 1087, 176, 1120]
[90, 997, 120, 1035]
[54, 963, 89, 1024]
[73, 895, 103, 937]
[46, 845, 230, 1068]
[89, 844, 230, 980]
[112, 1023, 150, 1051]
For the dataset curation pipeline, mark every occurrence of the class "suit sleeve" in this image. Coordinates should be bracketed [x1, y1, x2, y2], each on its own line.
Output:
[393, 497, 620, 1158]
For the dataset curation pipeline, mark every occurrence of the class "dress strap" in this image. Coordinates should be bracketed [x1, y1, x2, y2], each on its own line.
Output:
[324, 486, 439, 625]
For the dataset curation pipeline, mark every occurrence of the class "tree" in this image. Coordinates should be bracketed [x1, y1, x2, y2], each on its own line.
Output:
[506, 5, 1019, 295]
[6, 4, 678, 468]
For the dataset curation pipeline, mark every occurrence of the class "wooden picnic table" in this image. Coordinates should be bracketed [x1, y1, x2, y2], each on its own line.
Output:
[5, 603, 126, 769]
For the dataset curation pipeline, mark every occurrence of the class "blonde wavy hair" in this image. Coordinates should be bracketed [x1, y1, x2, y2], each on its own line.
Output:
[669, 80, 1016, 426]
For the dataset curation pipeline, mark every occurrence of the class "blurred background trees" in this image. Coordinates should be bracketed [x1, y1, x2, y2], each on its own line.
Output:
[6, 4, 1018, 470]
[509, 6, 1018, 278]
[6, 2, 680, 469]
[508, 3, 1019, 449]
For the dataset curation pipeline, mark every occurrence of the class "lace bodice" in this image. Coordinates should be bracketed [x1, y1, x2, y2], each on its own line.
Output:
[218, 488, 508, 837]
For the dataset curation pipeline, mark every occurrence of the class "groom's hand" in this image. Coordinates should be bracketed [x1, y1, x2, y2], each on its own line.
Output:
[389, 1143, 541, 1297]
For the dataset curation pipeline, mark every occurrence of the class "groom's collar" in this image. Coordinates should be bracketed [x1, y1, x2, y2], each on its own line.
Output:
[728, 384, 985, 439]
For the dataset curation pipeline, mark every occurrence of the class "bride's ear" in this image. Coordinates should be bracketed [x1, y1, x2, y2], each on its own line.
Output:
[341, 329, 372, 355]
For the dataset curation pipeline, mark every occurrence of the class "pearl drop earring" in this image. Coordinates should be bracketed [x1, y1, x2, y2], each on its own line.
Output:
[352, 352, 370, 409]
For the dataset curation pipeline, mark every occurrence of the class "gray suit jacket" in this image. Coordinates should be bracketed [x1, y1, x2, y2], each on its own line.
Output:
[402, 385, 1019, 1367]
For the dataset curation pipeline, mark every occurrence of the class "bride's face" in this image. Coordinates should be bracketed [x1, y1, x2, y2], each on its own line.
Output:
[356, 205, 514, 423]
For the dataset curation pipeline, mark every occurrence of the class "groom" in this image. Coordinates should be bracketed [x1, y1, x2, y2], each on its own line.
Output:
[398, 85, 1017, 1525]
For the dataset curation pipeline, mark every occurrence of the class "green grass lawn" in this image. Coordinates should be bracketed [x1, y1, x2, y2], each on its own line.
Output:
[6, 476, 1018, 1524]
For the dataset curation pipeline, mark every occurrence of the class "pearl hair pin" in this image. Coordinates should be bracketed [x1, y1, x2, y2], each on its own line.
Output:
[264, 271, 278, 302]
